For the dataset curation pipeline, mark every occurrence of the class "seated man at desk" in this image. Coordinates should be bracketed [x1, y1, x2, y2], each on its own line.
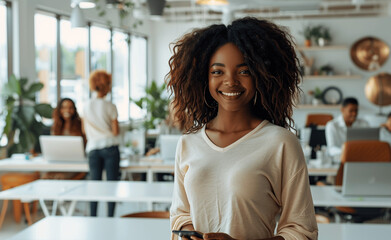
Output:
[325, 97, 369, 162]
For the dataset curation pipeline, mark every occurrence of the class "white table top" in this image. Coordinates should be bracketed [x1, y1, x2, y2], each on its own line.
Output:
[0, 180, 173, 203]
[7, 216, 171, 240]
[7, 216, 391, 240]
[0, 157, 337, 176]
[311, 186, 391, 207]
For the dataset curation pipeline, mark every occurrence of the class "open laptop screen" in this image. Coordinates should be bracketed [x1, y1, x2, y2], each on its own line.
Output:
[342, 162, 391, 196]
[39, 135, 86, 162]
[346, 127, 379, 141]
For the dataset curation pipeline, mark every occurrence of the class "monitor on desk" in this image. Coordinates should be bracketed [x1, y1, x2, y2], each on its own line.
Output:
[39, 136, 86, 162]
[342, 162, 391, 196]
[160, 135, 181, 162]
[346, 127, 379, 141]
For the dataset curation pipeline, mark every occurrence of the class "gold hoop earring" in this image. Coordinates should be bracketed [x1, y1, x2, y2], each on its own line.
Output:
[204, 86, 216, 108]
[253, 91, 258, 105]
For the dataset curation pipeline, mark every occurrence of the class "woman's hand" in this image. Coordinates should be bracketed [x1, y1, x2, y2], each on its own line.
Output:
[202, 233, 237, 240]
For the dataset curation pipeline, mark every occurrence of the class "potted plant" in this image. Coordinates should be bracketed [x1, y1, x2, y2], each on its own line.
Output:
[0, 75, 53, 156]
[319, 64, 334, 76]
[301, 25, 313, 47]
[318, 26, 332, 47]
[312, 87, 323, 105]
[132, 80, 170, 130]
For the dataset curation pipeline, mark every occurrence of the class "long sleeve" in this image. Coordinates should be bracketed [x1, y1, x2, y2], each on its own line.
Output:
[277, 167, 318, 240]
[170, 139, 192, 240]
[276, 137, 318, 240]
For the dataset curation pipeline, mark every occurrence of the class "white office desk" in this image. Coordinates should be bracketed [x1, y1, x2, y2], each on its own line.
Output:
[0, 157, 89, 172]
[311, 186, 391, 207]
[0, 180, 173, 216]
[0, 157, 174, 182]
[7, 216, 391, 240]
[7, 216, 170, 240]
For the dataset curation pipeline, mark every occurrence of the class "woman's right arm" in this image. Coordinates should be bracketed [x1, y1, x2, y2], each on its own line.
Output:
[170, 139, 193, 240]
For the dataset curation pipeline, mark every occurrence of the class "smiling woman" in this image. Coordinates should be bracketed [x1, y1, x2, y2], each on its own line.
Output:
[167, 17, 317, 240]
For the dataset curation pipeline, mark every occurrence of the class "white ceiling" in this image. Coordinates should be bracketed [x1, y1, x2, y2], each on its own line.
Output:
[154, 0, 391, 22]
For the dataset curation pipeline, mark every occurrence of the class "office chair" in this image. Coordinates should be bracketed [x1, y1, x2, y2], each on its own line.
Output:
[305, 114, 333, 128]
[334, 140, 391, 223]
[0, 172, 40, 229]
[121, 211, 170, 219]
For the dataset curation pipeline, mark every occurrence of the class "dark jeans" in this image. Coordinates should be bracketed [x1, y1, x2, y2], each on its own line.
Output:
[88, 145, 120, 217]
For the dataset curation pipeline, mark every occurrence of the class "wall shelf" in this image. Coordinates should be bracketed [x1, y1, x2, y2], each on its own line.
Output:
[296, 104, 341, 110]
[297, 45, 348, 51]
[302, 75, 361, 80]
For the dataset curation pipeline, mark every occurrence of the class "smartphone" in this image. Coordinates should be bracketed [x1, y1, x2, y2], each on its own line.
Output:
[172, 230, 203, 239]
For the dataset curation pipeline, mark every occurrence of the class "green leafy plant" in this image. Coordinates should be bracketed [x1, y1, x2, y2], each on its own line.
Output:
[0, 75, 53, 156]
[301, 25, 313, 40]
[314, 87, 323, 99]
[319, 26, 332, 41]
[94, 0, 143, 28]
[132, 81, 169, 130]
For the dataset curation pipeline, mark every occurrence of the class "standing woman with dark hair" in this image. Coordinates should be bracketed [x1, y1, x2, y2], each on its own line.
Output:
[83, 70, 120, 217]
[168, 18, 318, 240]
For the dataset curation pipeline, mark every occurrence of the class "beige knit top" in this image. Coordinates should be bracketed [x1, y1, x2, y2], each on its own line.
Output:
[170, 120, 318, 240]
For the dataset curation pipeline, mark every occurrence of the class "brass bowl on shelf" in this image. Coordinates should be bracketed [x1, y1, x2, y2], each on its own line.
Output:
[365, 72, 391, 106]
[350, 37, 390, 71]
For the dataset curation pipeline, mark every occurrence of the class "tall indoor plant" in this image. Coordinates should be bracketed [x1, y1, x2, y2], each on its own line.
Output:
[133, 80, 169, 130]
[0, 75, 53, 156]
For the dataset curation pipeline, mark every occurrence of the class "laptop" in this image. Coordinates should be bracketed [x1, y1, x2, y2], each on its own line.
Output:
[159, 135, 181, 162]
[342, 162, 391, 196]
[39, 135, 86, 162]
[346, 127, 380, 141]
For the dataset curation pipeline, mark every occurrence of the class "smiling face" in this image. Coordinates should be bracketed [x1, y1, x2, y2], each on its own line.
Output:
[341, 103, 358, 126]
[60, 100, 75, 120]
[208, 43, 256, 113]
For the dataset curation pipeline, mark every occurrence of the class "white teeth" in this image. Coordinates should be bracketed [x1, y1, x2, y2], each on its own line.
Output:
[221, 92, 241, 96]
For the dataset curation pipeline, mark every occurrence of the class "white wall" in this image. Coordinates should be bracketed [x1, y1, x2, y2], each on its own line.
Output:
[150, 16, 391, 128]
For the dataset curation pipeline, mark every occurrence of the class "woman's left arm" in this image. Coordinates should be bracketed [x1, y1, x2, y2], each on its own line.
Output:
[275, 138, 318, 240]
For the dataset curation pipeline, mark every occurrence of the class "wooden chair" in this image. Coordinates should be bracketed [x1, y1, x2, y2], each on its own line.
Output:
[121, 211, 170, 219]
[305, 114, 333, 127]
[0, 172, 40, 229]
[334, 140, 391, 222]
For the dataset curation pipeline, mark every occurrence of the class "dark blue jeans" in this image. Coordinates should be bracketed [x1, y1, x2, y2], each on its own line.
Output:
[88, 145, 120, 217]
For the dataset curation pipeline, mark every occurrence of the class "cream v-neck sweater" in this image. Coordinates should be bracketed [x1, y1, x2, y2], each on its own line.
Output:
[170, 120, 318, 240]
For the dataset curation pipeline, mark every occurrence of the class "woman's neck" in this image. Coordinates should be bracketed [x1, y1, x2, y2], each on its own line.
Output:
[208, 108, 262, 133]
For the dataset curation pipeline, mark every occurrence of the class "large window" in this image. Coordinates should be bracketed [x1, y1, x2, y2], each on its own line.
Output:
[112, 31, 130, 122]
[91, 26, 111, 72]
[34, 11, 148, 122]
[130, 35, 148, 119]
[60, 19, 88, 110]
[0, 1, 9, 136]
[35, 13, 57, 105]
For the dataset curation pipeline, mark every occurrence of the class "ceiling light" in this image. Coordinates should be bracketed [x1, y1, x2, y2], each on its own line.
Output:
[70, 5, 87, 28]
[71, 0, 96, 9]
[196, 0, 228, 6]
[147, 0, 166, 16]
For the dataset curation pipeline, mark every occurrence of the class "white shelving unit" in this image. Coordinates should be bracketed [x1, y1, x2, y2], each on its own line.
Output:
[296, 104, 341, 110]
[297, 45, 348, 51]
[302, 75, 361, 80]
